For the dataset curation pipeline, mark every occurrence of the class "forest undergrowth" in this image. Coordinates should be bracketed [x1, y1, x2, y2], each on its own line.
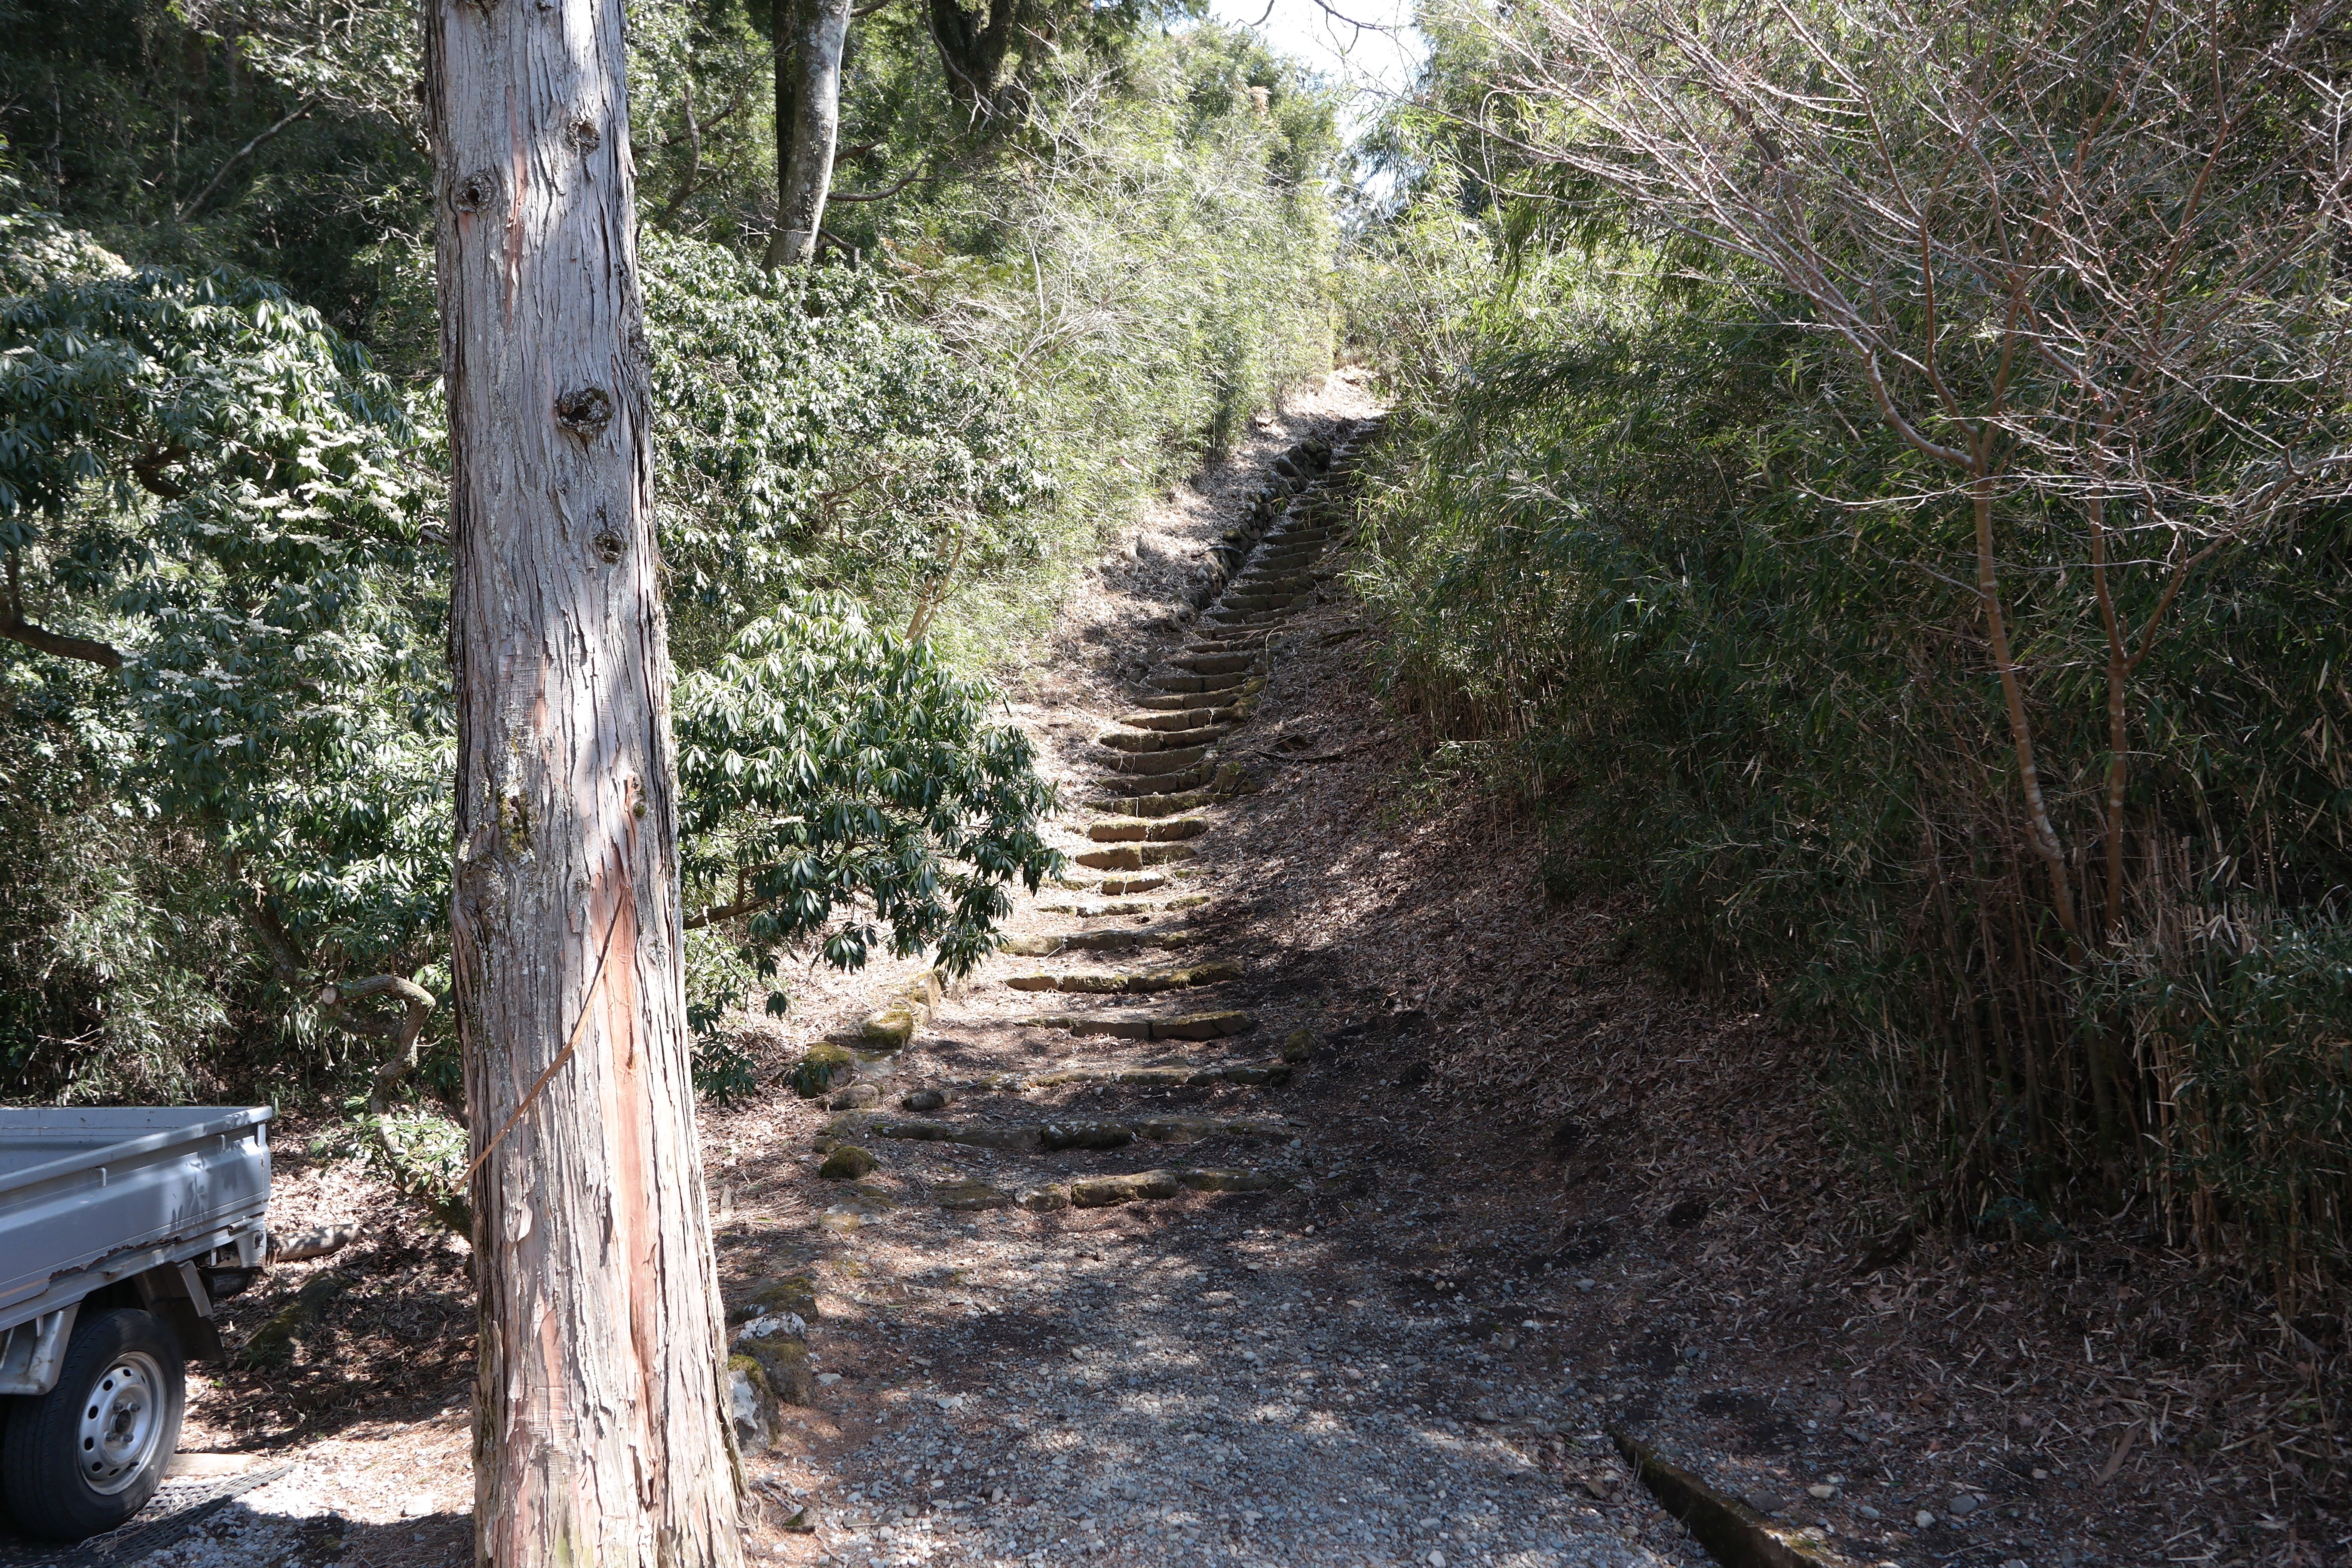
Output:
[1347, 0, 2352, 1343]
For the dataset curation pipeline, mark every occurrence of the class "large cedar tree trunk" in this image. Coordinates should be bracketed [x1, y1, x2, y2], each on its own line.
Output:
[424, 0, 743, 1562]
[765, 0, 851, 267]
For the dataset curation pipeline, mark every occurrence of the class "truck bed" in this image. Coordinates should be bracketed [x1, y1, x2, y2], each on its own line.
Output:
[0, 1108, 272, 1334]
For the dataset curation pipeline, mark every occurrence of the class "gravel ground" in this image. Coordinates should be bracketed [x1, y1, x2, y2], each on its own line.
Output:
[745, 1225, 1692, 1568]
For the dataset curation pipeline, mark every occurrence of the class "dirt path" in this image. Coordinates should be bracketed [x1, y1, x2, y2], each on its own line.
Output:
[695, 410, 1709, 1568]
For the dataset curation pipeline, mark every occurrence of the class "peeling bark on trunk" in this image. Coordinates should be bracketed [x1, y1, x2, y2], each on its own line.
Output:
[423, 0, 742, 1562]
[766, 0, 850, 267]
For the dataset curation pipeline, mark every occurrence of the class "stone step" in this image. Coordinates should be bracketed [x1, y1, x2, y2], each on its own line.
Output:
[1034, 892, 1210, 916]
[999, 925, 1198, 956]
[933, 1178, 1020, 1212]
[1219, 592, 1299, 614]
[1148, 669, 1249, 694]
[1069, 1115, 1293, 1146]
[828, 1115, 1037, 1152]
[931, 1167, 1288, 1213]
[1235, 573, 1311, 592]
[1019, 1008, 1254, 1040]
[1023, 1167, 1288, 1212]
[1084, 786, 1216, 817]
[1170, 652, 1263, 675]
[1167, 651, 1260, 675]
[896, 1060, 1283, 1095]
[1130, 692, 1226, 713]
[1116, 705, 1235, 731]
[830, 1112, 1293, 1155]
[1002, 959, 1239, 994]
[1067, 841, 1197, 872]
[1091, 760, 1217, 795]
[1087, 815, 1209, 843]
[1093, 763, 1233, 798]
[1024, 1060, 1286, 1088]
[1048, 870, 1173, 896]
[1102, 744, 1213, 777]
[1096, 723, 1229, 753]
[1205, 610, 1283, 628]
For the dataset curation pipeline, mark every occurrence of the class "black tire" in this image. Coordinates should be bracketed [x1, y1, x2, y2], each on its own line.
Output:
[1, 1308, 184, 1541]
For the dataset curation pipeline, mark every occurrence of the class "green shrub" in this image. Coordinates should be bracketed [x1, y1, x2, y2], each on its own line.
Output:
[677, 590, 1060, 1022]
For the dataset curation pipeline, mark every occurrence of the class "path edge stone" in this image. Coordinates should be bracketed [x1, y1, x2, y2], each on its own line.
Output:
[1608, 1429, 1860, 1568]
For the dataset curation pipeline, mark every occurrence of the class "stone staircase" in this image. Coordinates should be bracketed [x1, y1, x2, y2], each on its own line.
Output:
[799, 416, 1383, 1219]
[721, 410, 1703, 1568]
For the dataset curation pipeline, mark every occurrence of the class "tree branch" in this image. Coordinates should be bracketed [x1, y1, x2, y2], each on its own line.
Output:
[828, 153, 935, 202]
[1, 553, 122, 670]
[683, 892, 775, 931]
[320, 975, 439, 1113]
[655, 79, 703, 230]
[178, 96, 317, 222]
[131, 444, 189, 500]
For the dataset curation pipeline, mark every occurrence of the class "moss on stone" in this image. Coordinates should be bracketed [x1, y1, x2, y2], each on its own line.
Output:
[861, 1008, 917, 1049]
[790, 1039, 855, 1098]
[748, 1273, 819, 1320]
[819, 1144, 877, 1179]
[742, 1335, 814, 1405]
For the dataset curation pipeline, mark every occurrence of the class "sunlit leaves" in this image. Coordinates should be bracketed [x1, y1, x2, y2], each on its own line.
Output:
[677, 591, 1059, 1019]
[642, 233, 1049, 629]
[0, 259, 446, 978]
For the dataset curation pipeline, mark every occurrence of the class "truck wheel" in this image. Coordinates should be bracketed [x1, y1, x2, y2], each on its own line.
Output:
[1, 1308, 184, 1541]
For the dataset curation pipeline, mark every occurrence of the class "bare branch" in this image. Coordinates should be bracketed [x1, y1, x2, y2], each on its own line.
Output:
[178, 95, 317, 222]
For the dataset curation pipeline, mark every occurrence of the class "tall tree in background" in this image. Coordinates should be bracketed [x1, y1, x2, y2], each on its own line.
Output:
[766, 0, 853, 266]
[423, 0, 742, 1560]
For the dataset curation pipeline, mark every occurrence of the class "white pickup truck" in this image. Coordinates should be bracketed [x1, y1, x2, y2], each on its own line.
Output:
[0, 1107, 273, 1541]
